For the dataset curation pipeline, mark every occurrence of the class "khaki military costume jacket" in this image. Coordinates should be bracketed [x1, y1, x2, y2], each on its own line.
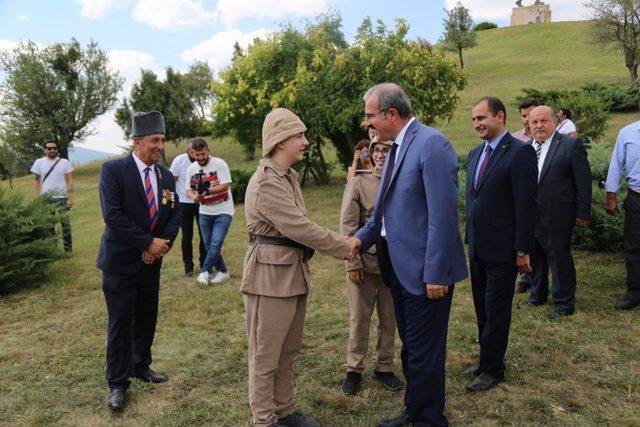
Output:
[242, 158, 350, 297]
[339, 170, 380, 275]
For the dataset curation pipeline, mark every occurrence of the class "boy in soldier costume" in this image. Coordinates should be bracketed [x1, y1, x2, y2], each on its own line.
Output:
[339, 138, 404, 396]
[242, 108, 357, 427]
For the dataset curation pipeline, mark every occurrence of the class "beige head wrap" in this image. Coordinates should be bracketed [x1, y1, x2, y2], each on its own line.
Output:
[261, 108, 307, 157]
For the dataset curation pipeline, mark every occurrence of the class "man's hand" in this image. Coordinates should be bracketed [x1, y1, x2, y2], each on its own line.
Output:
[605, 193, 618, 216]
[348, 268, 365, 285]
[66, 197, 74, 208]
[575, 218, 589, 227]
[141, 250, 157, 264]
[148, 238, 170, 257]
[516, 253, 532, 273]
[346, 236, 361, 263]
[426, 284, 449, 299]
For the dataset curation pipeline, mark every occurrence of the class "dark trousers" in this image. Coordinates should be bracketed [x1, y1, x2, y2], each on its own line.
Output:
[469, 256, 517, 378]
[52, 198, 72, 252]
[530, 228, 576, 312]
[179, 202, 206, 269]
[381, 241, 452, 427]
[624, 194, 640, 301]
[103, 268, 160, 391]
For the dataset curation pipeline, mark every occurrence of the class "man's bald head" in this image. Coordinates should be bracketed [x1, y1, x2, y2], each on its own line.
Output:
[529, 105, 557, 142]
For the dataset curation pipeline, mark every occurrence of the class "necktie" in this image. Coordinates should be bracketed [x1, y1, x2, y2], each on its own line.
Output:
[535, 140, 545, 161]
[476, 144, 493, 187]
[144, 167, 159, 232]
[375, 142, 398, 226]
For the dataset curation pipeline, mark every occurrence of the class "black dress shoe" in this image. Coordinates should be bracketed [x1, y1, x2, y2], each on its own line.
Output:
[340, 371, 362, 396]
[615, 299, 640, 310]
[518, 300, 545, 309]
[133, 368, 167, 383]
[372, 370, 405, 391]
[462, 364, 481, 377]
[465, 373, 502, 392]
[377, 409, 412, 427]
[108, 388, 126, 411]
[548, 309, 574, 319]
[277, 410, 320, 427]
[184, 266, 194, 277]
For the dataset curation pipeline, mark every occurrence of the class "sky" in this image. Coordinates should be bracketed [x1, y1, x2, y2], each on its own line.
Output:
[0, 0, 591, 153]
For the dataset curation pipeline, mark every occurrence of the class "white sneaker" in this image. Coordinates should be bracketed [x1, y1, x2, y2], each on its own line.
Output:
[211, 271, 230, 284]
[197, 271, 210, 286]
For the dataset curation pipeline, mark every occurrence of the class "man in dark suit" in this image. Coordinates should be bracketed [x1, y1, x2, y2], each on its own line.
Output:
[352, 83, 468, 427]
[97, 111, 181, 411]
[522, 106, 591, 318]
[465, 97, 538, 392]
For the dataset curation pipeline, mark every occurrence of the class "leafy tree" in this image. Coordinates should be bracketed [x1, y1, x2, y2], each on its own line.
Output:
[441, 2, 477, 69]
[586, 0, 640, 81]
[115, 67, 201, 143]
[474, 21, 498, 31]
[211, 13, 466, 184]
[183, 61, 215, 121]
[0, 39, 123, 170]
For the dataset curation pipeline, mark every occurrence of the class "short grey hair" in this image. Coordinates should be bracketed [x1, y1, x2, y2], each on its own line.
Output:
[363, 83, 412, 118]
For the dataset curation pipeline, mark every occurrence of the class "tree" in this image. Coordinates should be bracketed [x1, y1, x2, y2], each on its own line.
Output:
[115, 67, 201, 143]
[183, 61, 215, 121]
[211, 13, 466, 184]
[586, 0, 640, 81]
[0, 39, 123, 170]
[441, 2, 477, 69]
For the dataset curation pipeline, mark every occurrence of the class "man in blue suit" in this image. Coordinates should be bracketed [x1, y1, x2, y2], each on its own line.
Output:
[97, 111, 181, 411]
[464, 97, 537, 391]
[351, 83, 468, 427]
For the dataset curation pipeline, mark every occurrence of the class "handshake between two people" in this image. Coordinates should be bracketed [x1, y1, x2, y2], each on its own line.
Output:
[142, 238, 170, 264]
[343, 235, 449, 300]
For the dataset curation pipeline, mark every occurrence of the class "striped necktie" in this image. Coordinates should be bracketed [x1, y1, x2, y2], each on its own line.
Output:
[144, 167, 159, 232]
[535, 140, 545, 161]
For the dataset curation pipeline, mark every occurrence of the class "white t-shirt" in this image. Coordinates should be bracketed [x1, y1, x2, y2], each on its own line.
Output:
[170, 153, 195, 205]
[30, 156, 73, 198]
[185, 156, 234, 216]
[556, 119, 576, 135]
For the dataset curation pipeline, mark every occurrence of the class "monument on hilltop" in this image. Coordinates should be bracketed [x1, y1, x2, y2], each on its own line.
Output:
[511, 0, 551, 26]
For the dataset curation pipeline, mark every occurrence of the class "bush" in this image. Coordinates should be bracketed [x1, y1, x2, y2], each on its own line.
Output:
[581, 81, 639, 112]
[474, 22, 498, 31]
[555, 91, 608, 145]
[0, 189, 65, 293]
[230, 169, 253, 204]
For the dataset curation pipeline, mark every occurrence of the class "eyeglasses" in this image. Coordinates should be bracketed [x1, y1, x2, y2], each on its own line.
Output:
[364, 109, 388, 121]
[372, 148, 391, 155]
[45, 146, 58, 151]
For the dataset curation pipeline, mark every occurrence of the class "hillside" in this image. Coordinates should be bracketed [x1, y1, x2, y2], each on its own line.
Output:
[444, 20, 636, 153]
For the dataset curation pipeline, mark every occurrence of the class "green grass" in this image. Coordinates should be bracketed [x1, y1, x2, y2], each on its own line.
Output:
[2, 21, 640, 426]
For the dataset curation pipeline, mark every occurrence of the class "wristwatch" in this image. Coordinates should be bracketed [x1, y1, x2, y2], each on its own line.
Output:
[516, 251, 527, 257]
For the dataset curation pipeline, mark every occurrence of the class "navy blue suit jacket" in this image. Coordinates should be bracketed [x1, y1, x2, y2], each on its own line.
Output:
[96, 154, 181, 274]
[355, 119, 468, 295]
[465, 132, 538, 263]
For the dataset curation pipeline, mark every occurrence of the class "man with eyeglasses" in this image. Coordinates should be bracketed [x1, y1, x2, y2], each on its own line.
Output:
[30, 139, 74, 252]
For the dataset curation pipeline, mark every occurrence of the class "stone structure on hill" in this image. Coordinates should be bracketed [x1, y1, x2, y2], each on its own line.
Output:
[511, 1, 551, 26]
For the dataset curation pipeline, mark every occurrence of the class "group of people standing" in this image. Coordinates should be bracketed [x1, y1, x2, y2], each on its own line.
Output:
[86, 80, 640, 426]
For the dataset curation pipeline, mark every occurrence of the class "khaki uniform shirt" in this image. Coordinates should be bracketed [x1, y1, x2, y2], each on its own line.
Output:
[242, 158, 350, 297]
[339, 170, 380, 275]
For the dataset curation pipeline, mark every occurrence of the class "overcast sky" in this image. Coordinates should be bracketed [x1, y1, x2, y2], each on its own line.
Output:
[0, 0, 590, 153]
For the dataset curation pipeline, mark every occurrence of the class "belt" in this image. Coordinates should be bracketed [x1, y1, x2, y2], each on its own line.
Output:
[629, 189, 640, 197]
[249, 233, 315, 262]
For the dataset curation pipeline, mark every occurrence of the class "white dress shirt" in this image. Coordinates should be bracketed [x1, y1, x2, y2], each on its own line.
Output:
[381, 116, 416, 237]
[132, 152, 159, 204]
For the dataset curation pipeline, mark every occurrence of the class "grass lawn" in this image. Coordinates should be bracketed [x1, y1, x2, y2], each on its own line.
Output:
[1, 136, 639, 426]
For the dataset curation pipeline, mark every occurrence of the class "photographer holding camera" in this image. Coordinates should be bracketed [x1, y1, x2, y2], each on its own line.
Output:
[347, 139, 373, 179]
[185, 139, 234, 286]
